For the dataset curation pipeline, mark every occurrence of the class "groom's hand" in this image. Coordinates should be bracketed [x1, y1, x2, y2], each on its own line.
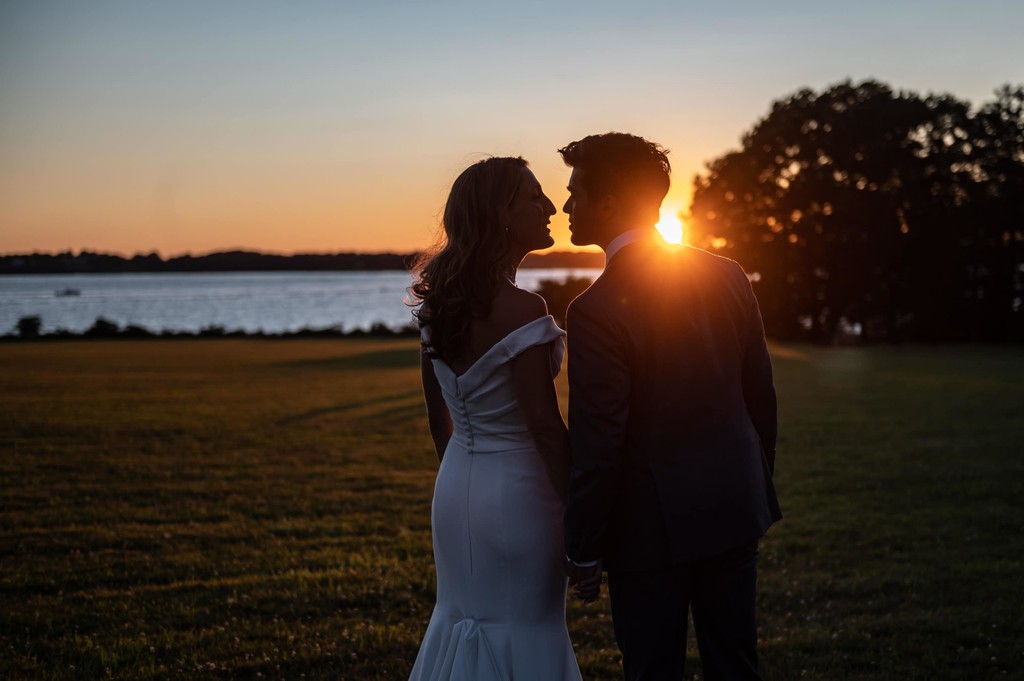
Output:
[566, 559, 603, 604]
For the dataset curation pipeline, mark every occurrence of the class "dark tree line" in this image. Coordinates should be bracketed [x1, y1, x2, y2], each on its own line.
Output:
[688, 80, 1023, 343]
[1, 250, 604, 275]
[0, 250, 414, 274]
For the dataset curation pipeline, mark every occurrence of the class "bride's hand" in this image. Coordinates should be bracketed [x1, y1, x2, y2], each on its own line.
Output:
[567, 561, 603, 603]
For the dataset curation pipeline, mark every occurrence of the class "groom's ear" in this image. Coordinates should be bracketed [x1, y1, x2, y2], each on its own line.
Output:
[597, 194, 618, 217]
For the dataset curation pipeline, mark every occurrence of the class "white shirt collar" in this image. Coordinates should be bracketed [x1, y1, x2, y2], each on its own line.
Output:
[605, 227, 655, 265]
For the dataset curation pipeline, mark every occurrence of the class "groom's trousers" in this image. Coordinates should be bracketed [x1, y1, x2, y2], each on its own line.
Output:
[607, 540, 762, 681]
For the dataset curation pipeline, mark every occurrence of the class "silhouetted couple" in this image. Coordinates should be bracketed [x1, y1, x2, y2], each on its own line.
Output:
[409, 133, 781, 681]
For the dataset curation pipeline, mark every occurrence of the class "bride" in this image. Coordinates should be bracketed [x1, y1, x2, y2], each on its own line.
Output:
[408, 156, 582, 680]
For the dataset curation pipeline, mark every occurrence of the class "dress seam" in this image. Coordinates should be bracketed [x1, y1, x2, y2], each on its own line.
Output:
[467, 452, 474, 576]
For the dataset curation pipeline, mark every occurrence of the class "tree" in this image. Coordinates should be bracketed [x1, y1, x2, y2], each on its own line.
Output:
[85, 317, 120, 337]
[688, 80, 1024, 342]
[16, 315, 42, 339]
[967, 86, 1024, 341]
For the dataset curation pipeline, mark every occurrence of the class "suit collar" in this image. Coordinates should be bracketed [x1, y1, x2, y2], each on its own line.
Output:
[602, 225, 659, 262]
[605, 227, 659, 265]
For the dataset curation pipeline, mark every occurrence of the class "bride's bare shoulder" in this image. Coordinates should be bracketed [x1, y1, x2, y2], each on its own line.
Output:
[491, 282, 549, 333]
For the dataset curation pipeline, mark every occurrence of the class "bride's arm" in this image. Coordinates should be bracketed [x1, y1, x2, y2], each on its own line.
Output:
[511, 344, 570, 501]
[421, 348, 452, 462]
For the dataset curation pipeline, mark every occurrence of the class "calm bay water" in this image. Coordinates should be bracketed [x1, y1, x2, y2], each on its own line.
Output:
[0, 269, 600, 334]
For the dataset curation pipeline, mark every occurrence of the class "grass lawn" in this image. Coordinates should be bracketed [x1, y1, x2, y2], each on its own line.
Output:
[1, 339, 1022, 680]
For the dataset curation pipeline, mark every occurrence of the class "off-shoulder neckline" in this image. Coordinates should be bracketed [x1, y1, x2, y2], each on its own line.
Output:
[429, 315, 562, 381]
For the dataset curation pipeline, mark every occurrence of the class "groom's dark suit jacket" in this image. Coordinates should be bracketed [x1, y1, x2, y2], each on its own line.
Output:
[565, 237, 781, 571]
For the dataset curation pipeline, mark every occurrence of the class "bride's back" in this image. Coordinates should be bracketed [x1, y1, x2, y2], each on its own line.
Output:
[444, 281, 549, 377]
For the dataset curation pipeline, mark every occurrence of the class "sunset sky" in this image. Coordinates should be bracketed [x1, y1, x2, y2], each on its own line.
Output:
[2, 1, 1022, 256]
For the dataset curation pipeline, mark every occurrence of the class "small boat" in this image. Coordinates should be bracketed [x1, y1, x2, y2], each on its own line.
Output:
[55, 288, 81, 297]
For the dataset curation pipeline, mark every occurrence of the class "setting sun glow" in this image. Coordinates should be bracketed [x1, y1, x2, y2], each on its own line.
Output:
[656, 209, 685, 245]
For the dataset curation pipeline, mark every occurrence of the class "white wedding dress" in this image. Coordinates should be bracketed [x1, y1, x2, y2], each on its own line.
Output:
[410, 315, 581, 681]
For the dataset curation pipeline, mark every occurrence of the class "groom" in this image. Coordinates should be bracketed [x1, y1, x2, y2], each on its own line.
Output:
[561, 133, 781, 680]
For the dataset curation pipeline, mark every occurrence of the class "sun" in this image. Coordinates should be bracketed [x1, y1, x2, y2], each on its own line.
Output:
[655, 208, 685, 245]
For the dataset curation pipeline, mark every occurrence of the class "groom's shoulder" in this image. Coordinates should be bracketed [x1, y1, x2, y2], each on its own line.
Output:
[678, 243, 734, 265]
[678, 245, 748, 280]
[564, 274, 605, 318]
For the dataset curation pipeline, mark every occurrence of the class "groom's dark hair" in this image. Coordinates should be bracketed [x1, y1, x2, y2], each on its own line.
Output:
[558, 132, 671, 211]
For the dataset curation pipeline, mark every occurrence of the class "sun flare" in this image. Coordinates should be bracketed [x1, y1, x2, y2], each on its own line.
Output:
[655, 209, 685, 245]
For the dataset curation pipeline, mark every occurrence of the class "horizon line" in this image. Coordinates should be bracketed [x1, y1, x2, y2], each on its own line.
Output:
[0, 246, 604, 259]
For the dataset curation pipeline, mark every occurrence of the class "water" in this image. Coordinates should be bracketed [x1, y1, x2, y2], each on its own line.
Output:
[0, 269, 601, 335]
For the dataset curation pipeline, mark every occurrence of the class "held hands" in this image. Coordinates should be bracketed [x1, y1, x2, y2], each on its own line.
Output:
[565, 558, 603, 604]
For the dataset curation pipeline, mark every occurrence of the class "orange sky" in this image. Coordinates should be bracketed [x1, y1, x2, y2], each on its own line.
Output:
[2, 2, 1021, 256]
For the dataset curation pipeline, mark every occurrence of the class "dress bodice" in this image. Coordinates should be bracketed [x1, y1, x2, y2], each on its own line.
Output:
[424, 316, 566, 454]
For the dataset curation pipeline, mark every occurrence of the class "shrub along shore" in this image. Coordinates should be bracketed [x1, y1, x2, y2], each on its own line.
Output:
[4, 314, 420, 341]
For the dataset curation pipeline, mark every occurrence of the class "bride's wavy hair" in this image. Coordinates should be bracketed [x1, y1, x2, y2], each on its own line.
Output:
[410, 156, 527, 362]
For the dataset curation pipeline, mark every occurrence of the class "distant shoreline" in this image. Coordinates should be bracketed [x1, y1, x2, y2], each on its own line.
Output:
[0, 250, 604, 275]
